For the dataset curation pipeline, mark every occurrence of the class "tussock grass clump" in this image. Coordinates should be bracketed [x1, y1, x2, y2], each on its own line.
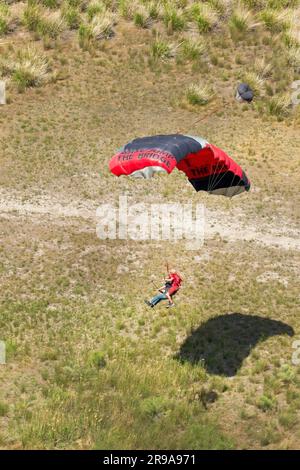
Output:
[139, 396, 169, 418]
[260, 9, 291, 33]
[278, 410, 298, 429]
[186, 82, 215, 105]
[36, 10, 66, 39]
[0, 46, 50, 92]
[284, 22, 300, 48]
[88, 351, 107, 369]
[229, 5, 258, 33]
[242, 71, 265, 95]
[66, 0, 84, 7]
[0, 1, 10, 36]
[266, 0, 300, 9]
[172, 0, 189, 7]
[0, 16, 8, 36]
[89, 10, 116, 38]
[286, 46, 300, 69]
[267, 93, 291, 117]
[41, 0, 60, 9]
[150, 36, 175, 60]
[240, 0, 266, 10]
[79, 8, 116, 48]
[188, 3, 219, 33]
[207, 0, 228, 16]
[86, 0, 105, 21]
[254, 57, 272, 77]
[61, 2, 81, 29]
[133, 4, 151, 29]
[147, 0, 163, 20]
[0, 401, 9, 417]
[22, 2, 42, 32]
[23, 3, 66, 39]
[257, 394, 277, 411]
[118, 0, 138, 20]
[181, 36, 206, 60]
[78, 22, 93, 48]
[162, 4, 186, 34]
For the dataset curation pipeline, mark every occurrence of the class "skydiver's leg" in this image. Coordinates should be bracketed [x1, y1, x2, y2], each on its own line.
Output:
[149, 293, 167, 307]
[166, 293, 175, 307]
[166, 292, 173, 304]
[166, 287, 178, 307]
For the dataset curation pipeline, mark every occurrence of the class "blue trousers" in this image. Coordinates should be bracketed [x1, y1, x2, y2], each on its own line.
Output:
[150, 292, 167, 306]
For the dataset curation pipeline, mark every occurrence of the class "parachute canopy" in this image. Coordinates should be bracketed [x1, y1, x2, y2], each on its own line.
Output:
[109, 134, 250, 197]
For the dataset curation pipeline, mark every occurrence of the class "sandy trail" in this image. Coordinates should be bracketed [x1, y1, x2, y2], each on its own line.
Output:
[0, 189, 299, 250]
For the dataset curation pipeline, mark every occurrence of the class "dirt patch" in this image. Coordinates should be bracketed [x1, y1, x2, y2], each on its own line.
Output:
[1, 189, 299, 250]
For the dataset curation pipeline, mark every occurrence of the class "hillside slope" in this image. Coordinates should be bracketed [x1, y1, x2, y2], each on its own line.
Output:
[0, 5, 300, 450]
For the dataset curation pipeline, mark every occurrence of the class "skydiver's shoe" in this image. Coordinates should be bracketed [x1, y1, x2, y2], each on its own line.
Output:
[144, 300, 153, 307]
[166, 303, 175, 308]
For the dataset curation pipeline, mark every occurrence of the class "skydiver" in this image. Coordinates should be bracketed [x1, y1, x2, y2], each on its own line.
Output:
[144, 279, 171, 308]
[144, 270, 182, 308]
[164, 270, 182, 308]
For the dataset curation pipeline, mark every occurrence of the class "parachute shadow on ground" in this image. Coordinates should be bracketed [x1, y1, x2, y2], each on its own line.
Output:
[175, 313, 294, 377]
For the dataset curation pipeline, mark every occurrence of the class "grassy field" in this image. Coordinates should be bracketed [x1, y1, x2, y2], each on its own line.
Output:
[0, 0, 300, 450]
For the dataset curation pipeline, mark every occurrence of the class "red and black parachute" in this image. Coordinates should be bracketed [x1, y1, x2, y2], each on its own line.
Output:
[109, 134, 250, 197]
